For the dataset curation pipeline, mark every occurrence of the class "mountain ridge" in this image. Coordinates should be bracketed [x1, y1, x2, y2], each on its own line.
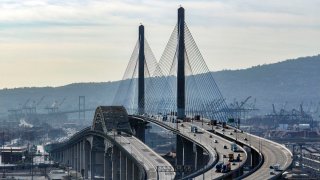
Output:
[0, 54, 319, 116]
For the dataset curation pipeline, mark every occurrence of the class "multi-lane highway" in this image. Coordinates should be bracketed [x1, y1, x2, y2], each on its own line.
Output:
[173, 122, 247, 180]
[50, 127, 175, 180]
[51, 113, 291, 180]
[111, 133, 175, 180]
[133, 115, 247, 180]
[197, 121, 292, 179]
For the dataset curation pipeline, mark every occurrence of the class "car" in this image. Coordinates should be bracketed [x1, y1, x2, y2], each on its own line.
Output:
[214, 140, 218, 143]
[215, 163, 224, 172]
[244, 137, 248, 141]
[223, 145, 228, 149]
[272, 164, 281, 171]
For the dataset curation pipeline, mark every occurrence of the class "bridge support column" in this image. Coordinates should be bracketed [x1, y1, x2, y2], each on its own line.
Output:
[62, 151, 65, 164]
[69, 148, 72, 167]
[70, 147, 72, 168]
[126, 157, 133, 180]
[176, 135, 184, 166]
[104, 151, 112, 180]
[69, 147, 72, 167]
[79, 141, 83, 175]
[134, 163, 139, 180]
[55, 152, 58, 162]
[251, 149, 260, 167]
[94, 151, 105, 178]
[90, 150, 104, 179]
[176, 135, 195, 176]
[61, 151, 64, 163]
[72, 146, 75, 169]
[67, 148, 71, 167]
[120, 151, 126, 180]
[112, 147, 120, 180]
[135, 123, 145, 143]
[55, 152, 59, 162]
[65, 150, 68, 165]
[58, 152, 60, 162]
[90, 150, 96, 179]
[75, 144, 78, 173]
[65, 149, 68, 166]
[62, 150, 65, 165]
[77, 143, 81, 173]
[196, 145, 204, 170]
[84, 141, 90, 179]
[184, 139, 195, 170]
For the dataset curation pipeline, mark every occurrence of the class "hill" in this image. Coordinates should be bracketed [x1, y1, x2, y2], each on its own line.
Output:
[0, 54, 319, 117]
[214, 54, 320, 112]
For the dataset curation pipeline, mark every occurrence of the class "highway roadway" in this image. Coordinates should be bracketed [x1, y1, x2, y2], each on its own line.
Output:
[111, 132, 175, 180]
[196, 121, 292, 180]
[133, 115, 247, 180]
[179, 122, 247, 180]
[50, 127, 175, 180]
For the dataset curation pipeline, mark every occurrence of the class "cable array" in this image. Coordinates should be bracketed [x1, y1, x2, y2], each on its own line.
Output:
[113, 23, 231, 121]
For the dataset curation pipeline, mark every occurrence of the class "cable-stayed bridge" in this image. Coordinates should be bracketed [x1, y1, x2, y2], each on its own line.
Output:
[48, 7, 292, 180]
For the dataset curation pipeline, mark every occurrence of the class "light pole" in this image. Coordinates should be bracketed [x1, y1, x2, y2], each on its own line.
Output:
[201, 114, 203, 127]
[156, 166, 159, 180]
[236, 130, 238, 141]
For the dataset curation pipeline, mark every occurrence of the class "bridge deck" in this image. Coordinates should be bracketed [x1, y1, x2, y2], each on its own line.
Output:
[180, 123, 247, 180]
[111, 133, 175, 180]
[133, 115, 247, 180]
[198, 121, 292, 180]
[50, 127, 175, 180]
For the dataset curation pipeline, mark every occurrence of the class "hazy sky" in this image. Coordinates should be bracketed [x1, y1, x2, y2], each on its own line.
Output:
[0, 0, 319, 88]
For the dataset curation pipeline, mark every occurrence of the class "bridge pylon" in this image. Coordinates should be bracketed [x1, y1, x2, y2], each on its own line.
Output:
[112, 25, 158, 115]
[138, 25, 145, 115]
[153, 6, 230, 121]
[177, 7, 186, 119]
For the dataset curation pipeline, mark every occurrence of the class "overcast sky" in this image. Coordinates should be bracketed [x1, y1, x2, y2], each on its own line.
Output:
[0, 0, 319, 88]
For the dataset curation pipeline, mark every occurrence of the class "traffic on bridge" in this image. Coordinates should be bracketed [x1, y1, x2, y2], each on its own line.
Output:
[46, 6, 294, 180]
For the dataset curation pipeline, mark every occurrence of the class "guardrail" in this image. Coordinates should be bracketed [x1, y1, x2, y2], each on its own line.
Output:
[48, 128, 147, 180]
[210, 127, 265, 179]
[131, 115, 219, 180]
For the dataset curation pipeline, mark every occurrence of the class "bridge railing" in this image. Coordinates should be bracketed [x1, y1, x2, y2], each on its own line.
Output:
[131, 115, 220, 180]
[48, 128, 147, 180]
